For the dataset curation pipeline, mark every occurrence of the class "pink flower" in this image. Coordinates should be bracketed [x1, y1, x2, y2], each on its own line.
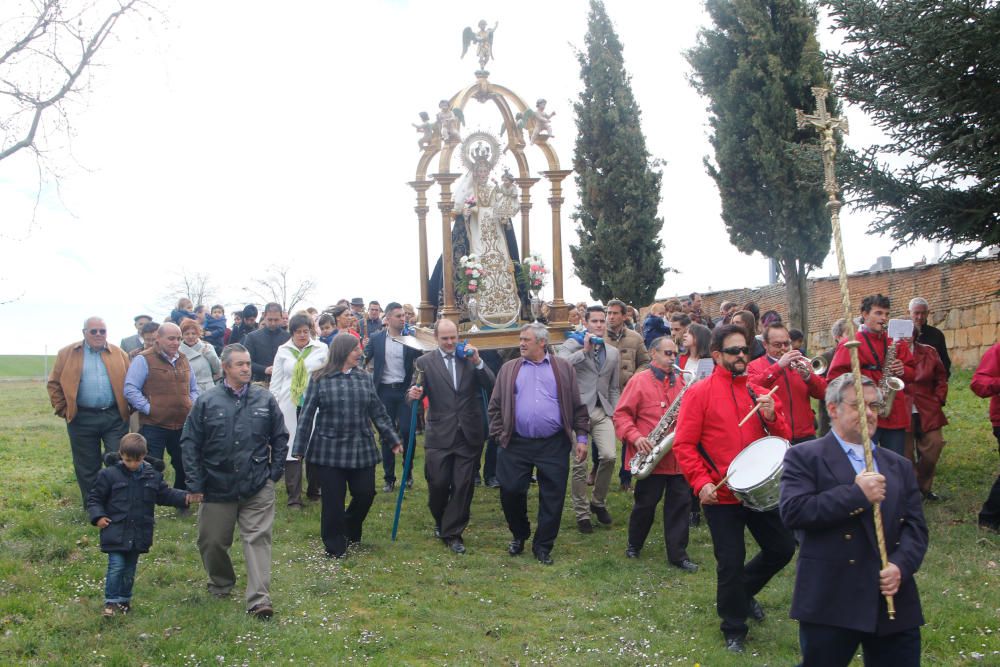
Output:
[533, 279, 541, 286]
[469, 284, 477, 291]
[465, 268, 473, 275]
[530, 264, 540, 272]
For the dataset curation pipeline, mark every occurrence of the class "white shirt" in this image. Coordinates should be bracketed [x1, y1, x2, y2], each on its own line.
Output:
[382, 333, 406, 384]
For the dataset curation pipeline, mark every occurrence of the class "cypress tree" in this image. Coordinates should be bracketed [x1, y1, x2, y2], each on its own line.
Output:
[570, 0, 666, 306]
[687, 0, 834, 333]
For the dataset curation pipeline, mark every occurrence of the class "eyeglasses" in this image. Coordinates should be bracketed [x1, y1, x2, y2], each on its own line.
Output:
[722, 346, 750, 356]
[86, 328, 107, 335]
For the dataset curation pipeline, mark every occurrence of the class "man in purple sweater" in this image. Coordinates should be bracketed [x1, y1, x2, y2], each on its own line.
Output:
[488, 323, 590, 565]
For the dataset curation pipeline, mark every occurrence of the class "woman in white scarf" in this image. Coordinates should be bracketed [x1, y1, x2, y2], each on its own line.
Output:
[271, 312, 328, 508]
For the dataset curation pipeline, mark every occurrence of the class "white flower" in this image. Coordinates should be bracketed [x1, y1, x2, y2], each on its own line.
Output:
[471, 270, 480, 278]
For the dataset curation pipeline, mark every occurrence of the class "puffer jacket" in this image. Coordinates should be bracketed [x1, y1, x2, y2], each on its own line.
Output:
[181, 382, 289, 502]
[86, 455, 187, 553]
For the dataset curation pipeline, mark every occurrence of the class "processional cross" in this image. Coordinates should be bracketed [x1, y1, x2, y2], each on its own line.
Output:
[795, 87, 895, 620]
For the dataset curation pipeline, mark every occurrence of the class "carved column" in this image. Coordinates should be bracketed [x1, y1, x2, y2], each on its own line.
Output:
[408, 180, 434, 326]
[541, 170, 573, 324]
[514, 177, 540, 259]
[432, 172, 461, 324]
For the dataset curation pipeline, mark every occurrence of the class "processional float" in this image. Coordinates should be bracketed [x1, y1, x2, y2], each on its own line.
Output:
[406, 20, 573, 350]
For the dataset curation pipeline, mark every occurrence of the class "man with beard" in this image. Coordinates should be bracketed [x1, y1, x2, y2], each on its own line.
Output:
[673, 324, 795, 654]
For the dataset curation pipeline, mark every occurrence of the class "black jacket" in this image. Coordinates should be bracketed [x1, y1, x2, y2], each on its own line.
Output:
[243, 327, 291, 382]
[86, 458, 188, 553]
[181, 382, 289, 502]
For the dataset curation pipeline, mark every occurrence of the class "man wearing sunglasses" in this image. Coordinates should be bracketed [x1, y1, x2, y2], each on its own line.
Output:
[48, 317, 131, 509]
[673, 324, 796, 654]
[748, 323, 828, 444]
[613, 336, 698, 573]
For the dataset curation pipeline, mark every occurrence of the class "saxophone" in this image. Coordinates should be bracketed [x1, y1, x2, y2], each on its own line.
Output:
[877, 340, 905, 418]
[629, 365, 696, 480]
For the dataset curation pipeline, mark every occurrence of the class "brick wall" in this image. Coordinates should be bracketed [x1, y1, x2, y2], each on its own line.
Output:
[662, 258, 1000, 369]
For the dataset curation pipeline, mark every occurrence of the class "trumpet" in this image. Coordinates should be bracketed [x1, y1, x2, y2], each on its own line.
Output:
[791, 355, 828, 376]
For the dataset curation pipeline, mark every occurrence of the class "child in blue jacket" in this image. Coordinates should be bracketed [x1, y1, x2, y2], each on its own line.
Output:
[87, 433, 196, 617]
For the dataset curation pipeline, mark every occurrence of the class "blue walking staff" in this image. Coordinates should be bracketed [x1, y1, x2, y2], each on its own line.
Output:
[392, 365, 424, 541]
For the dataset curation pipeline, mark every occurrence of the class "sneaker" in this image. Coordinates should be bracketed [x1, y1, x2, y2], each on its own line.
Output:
[382, 481, 395, 493]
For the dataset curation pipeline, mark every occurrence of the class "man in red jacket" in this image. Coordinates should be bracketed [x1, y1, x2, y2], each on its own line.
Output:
[613, 336, 697, 572]
[828, 294, 915, 456]
[748, 323, 827, 444]
[971, 342, 1000, 532]
[673, 324, 795, 654]
[904, 342, 949, 500]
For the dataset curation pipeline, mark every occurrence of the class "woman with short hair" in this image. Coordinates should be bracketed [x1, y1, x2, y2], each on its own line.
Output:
[292, 335, 401, 558]
[179, 319, 221, 392]
[271, 313, 328, 508]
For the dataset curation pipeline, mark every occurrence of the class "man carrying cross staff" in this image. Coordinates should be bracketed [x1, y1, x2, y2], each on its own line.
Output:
[778, 87, 929, 667]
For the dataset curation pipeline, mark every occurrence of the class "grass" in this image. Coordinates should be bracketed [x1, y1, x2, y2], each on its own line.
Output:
[0, 355, 54, 379]
[0, 371, 997, 665]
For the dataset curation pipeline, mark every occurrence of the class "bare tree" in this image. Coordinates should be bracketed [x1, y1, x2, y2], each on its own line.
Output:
[1, 0, 148, 164]
[161, 270, 215, 311]
[244, 265, 316, 313]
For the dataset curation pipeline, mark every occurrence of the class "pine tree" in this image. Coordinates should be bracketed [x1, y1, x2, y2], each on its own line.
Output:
[687, 0, 834, 333]
[825, 0, 1000, 253]
[570, 0, 665, 306]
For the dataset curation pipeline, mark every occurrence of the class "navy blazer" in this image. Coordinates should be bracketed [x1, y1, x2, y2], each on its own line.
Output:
[364, 329, 421, 387]
[780, 431, 928, 635]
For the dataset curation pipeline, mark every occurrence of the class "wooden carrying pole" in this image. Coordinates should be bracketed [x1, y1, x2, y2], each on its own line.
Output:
[796, 87, 895, 619]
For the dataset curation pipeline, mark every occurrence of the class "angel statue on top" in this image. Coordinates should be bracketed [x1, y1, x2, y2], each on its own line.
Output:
[462, 20, 497, 71]
[428, 132, 531, 327]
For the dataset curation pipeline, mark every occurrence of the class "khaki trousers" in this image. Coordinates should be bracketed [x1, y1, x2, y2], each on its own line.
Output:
[197, 480, 275, 610]
[571, 406, 616, 520]
[903, 414, 945, 494]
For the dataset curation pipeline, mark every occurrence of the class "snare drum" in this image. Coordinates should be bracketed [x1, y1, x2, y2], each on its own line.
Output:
[725, 436, 790, 511]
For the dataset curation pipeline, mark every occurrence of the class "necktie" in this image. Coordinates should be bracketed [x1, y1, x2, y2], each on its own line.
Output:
[445, 353, 457, 390]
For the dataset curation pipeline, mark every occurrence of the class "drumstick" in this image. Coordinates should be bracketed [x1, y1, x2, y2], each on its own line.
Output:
[737, 386, 779, 428]
[715, 469, 734, 489]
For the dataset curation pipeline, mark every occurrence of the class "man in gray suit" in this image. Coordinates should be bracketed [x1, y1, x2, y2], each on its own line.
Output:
[557, 305, 621, 532]
[407, 319, 495, 554]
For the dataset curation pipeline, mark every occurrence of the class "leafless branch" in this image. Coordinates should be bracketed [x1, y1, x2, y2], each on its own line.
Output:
[0, 0, 146, 163]
[244, 265, 316, 314]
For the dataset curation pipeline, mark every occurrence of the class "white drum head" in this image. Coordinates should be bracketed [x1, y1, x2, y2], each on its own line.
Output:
[727, 436, 789, 490]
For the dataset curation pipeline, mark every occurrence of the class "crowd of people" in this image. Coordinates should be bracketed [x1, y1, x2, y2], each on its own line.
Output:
[44, 290, 1000, 664]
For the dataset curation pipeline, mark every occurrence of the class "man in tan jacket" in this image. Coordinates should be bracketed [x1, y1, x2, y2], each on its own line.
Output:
[604, 300, 650, 490]
[47, 317, 131, 508]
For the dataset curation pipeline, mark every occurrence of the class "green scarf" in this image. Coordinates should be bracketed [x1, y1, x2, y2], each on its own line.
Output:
[289, 344, 313, 407]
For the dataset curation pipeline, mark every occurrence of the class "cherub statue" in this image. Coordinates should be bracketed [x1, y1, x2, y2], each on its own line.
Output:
[436, 100, 465, 144]
[462, 20, 497, 71]
[530, 98, 555, 143]
[412, 111, 434, 150]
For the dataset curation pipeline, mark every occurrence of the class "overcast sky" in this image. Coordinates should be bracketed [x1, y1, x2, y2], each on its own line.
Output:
[0, 0, 946, 355]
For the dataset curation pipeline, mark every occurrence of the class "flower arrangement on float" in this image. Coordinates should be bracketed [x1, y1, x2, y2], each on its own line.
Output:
[456, 254, 484, 295]
[522, 253, 549, 293]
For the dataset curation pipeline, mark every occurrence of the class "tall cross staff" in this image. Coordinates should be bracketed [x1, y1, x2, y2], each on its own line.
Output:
[796, 87, 895, 619]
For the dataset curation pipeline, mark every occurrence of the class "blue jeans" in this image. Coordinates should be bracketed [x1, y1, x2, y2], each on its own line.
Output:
[141, 424, 186, 489]
[104, 550, 140, 604]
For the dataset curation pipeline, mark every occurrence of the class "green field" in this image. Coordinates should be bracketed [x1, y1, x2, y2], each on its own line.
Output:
[0, 372, 997, 665]
[0, 355, 54, 379]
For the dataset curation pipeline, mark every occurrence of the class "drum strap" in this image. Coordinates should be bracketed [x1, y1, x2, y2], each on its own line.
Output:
[746, 386, 770, 435]
[696, 442, 721, 477]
